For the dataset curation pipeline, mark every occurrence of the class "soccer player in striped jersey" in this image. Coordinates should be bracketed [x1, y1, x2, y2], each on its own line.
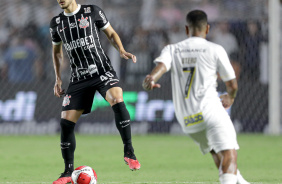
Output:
[50, 0, 140, 183]
[143, 10, 249, 184]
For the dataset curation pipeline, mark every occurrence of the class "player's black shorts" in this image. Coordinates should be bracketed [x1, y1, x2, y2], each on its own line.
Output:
[62, 70, 121, 114]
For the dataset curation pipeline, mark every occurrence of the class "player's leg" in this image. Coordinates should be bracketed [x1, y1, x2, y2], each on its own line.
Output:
[60, 110, 84, 172]
[105, 86, 140, 170]
[106, 87, 132, 145]
[210, 149, 249, 184]
[53, 110, 83, 184]
[210, 149, 237, 173]
[54, 81, 95, 184]
[217, 149, 238, 184]
[207, 114, 249, 184]
[210, 150, 220, 169]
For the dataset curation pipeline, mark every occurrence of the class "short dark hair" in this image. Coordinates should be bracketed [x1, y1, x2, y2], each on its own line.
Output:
[186, 10, 208, 30]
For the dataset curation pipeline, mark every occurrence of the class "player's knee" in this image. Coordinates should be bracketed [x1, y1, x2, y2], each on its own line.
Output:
[111, 97, 124, 106]
[61, 110, 82, 122]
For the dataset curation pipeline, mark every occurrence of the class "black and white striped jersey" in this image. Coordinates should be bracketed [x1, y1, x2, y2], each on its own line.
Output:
[50, 4, 113, 82]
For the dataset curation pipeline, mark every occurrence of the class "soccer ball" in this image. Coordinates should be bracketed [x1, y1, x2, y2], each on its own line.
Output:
[71, 166, 98, 184]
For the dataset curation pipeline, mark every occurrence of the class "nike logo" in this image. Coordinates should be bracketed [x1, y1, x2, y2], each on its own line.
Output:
[122, 124, 130, 128]
[110, 82, 118, 86]
[60, 27, 67, 32]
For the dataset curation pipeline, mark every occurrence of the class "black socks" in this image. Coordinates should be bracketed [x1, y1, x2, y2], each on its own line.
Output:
[112, 102, 132, 145]
[112, 102, 135, 159]
[59, 102, 133, 171]
[60, 119, 76, 172]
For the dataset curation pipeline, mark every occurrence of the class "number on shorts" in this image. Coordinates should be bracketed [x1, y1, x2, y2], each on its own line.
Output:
[100, 75, 108, 81]
[100, 72, 114, 81]
[105, 71, 114, 78]
[183, 67, 195, 99]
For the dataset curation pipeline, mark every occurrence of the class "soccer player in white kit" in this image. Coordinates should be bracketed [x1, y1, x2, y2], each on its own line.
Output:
[143, 10, 249, 184]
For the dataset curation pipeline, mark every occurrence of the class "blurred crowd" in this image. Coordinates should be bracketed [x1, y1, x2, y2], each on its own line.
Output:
[0, 0, 272, 85]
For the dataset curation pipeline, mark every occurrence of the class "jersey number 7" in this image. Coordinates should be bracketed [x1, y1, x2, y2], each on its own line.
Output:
[183, 67, 195, 99]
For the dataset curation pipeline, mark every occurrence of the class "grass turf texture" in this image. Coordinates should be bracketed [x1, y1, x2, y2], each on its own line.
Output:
[0, 134, 281, 184]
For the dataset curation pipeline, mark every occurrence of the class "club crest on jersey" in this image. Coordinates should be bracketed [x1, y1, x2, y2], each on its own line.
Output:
[78, 17, 89, 29]
[63, 95, 71, 107]
[56, 17, 60, 24]
[84, 7, 91, 13]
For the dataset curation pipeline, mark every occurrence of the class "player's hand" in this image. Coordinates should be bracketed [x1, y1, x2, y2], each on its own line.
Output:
[142, 75, 161, 91]
[120, 50, 137, 63]
[54, 79, 65, 98]
[220, 94, 234, 109]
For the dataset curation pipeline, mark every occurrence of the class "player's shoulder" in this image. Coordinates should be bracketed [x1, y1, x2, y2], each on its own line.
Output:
[81, 4, 105, 16]
[205, 40, 229, 61]
[50, 13, 63, 27]
[83, 4, 103, 11]
[165, 39, 190, 53]
[206, 40, 225, 52]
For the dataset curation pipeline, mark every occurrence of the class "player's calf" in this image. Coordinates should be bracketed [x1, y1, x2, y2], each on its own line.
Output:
[60, 119, 76, 172]
[112, 102, 132, 145]
[112, 102, 140, 170]
[218, 149, 237, 184]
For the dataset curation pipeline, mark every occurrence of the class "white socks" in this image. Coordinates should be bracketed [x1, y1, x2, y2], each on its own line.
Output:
[219, 173, 237, 184]
[219, 170, 250, 184]
[237, 169, 250, 184]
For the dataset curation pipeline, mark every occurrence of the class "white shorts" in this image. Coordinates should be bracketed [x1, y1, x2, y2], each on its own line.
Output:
[188, 108, 239, 155]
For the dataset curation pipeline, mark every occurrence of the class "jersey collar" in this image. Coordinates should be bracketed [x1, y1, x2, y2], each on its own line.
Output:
[64, 4, 81, 16]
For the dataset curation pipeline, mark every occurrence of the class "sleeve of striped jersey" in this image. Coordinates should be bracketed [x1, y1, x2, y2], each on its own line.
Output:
[216, 45, 236, 81]
[154, 45, 172, 71]
[93, 6, 110, 30]
[49, 18, 62, 45]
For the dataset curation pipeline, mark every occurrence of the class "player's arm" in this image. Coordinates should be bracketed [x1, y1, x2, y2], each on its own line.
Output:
[143, 45, 171, 91]
[52, 43, 65, 98]
[142, 63, 167, 91]
[103, 25, 136, 63]
[50, 17, 64, 98]
[216, 45, 238, 109]
[220, 79, 238, 109]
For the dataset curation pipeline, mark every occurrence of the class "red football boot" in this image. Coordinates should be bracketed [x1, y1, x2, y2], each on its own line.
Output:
[124, 157, 141, 171]
[53, 170, 72, 184]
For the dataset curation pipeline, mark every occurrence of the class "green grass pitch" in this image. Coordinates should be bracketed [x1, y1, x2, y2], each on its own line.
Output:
[0, 134, 281, 184]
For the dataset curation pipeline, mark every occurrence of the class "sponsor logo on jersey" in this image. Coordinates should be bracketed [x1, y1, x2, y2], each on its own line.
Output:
[84, 7, 91, 13]
[56, 17, 60, 24]
[184, 112, 204, 126]
[77, 65, 98, 76]
[63, 35, 95, 51]
[175, 48, 207, 53]
[70, 22, 77, 29]
[78, 68, 88, 76]
[88, 64, 97, 75]
[99, 11, 107, 24]
[78, 16, 89, 29]
[63, 95, 71, 107]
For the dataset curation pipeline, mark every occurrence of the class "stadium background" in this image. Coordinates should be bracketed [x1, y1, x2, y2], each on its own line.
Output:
[0, 0, 281, 135]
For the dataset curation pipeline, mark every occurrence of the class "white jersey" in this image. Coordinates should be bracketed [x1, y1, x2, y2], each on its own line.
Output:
[154, 37, 236, 133]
